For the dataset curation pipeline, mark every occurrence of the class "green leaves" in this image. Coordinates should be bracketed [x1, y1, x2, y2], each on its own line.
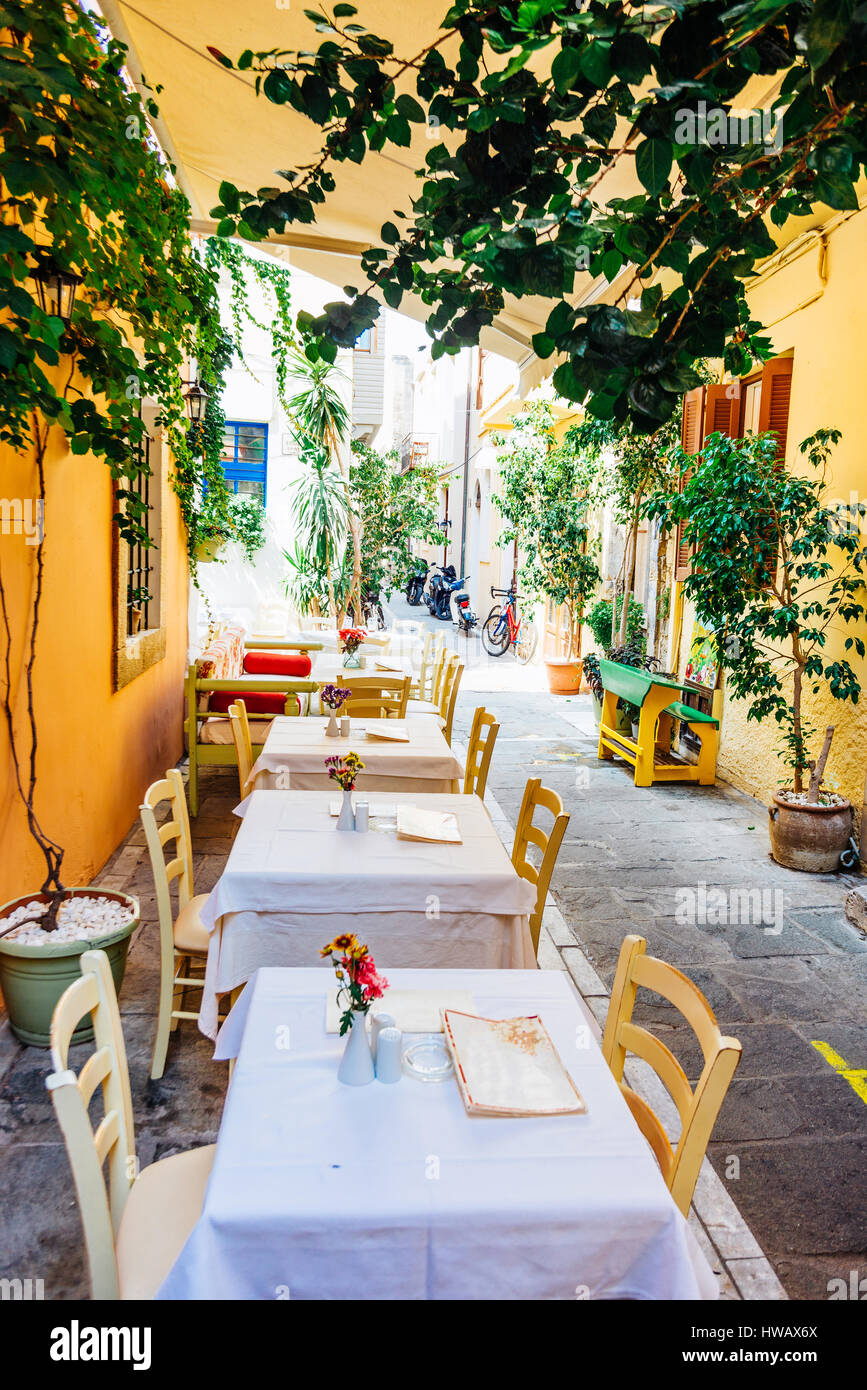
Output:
[634, 137, 672, 196]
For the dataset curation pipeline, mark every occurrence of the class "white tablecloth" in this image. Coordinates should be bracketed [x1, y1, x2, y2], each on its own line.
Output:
[159, 968, 718, 1301]
[247, 715, 462, 794]
[199, 792, 538, 1037]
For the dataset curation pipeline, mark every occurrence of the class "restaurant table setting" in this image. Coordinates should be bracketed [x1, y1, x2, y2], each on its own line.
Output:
[197, 791, 538, 1038]
[242, 714, 462, 796]
[157, 967, 718, 1301]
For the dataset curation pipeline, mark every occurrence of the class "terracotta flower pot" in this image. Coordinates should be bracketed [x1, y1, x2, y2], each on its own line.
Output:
[768, 793, 853, 873]
[545, 657, 583, 695]
[0, 889, 139, 1046]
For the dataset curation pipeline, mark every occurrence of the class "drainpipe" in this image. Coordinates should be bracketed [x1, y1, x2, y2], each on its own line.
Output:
[459, 350, 473, 579]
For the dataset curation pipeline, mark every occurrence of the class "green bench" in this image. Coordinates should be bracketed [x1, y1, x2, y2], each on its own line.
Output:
[597, 659, 719, 788]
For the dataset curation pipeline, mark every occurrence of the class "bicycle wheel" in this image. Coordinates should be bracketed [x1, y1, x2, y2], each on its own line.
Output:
[482, 611, 511, 657]
[514, 618, 538, 665]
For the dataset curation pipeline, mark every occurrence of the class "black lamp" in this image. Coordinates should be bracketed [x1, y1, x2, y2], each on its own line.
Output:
[182, 379, 208, 422]
[31, 256, 83, 326]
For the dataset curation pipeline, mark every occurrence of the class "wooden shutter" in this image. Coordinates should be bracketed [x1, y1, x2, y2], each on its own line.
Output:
[703, 384, 741, 438]
[757, 356, 793, 462]
[674, 386, 705, 581]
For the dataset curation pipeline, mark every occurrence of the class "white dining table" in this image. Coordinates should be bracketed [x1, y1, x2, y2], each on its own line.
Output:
[246, 714, 462, 794]
[159, 967, 718, 1301]
[198, 791, 538, 1038]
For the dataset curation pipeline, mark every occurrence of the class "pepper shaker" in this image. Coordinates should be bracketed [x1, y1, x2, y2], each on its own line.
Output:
[370, 1011, 395, 1062]
[340, 715, 350, 737]
[355, 800, 369, 832]
[375, 1026, 403, 1083]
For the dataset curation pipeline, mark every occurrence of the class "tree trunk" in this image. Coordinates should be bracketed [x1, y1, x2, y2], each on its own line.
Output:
[618, 514, 639, 646]
[807, 726, 834, 803]
[791, 663, 804, 793]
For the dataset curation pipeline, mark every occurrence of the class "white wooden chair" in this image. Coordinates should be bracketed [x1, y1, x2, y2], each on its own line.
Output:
[139, 768, 209, 1079]
[46, 949, 215, 1299]
[602, 935, 742, 1216]
[512, 777, 570, 956]
[464, 707, 500, 799]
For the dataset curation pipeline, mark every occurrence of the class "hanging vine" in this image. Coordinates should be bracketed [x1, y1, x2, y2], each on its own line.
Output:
[204, 237, 296, 410]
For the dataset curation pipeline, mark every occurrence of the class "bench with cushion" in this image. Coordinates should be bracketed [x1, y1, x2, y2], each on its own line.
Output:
[597, 658, 718, 788]
[186, 624, 321, 814]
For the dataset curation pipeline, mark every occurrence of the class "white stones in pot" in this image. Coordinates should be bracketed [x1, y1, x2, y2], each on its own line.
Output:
[2, 895, 134, 946]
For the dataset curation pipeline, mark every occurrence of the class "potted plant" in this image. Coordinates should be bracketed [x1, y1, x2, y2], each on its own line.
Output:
[647, 427, 866, 872]
[585, 597, 648, 730]
[493, 403, 601, 692]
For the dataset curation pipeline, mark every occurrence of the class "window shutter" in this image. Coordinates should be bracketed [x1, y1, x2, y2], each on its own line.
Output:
[675, 386, 705, 581]
[757, 356, 793, 461]
[703, 384, 740, 438]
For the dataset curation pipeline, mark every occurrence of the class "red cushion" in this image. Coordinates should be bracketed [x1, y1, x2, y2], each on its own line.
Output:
[209, 691, 295, 716]
[243, 651, 312, 677]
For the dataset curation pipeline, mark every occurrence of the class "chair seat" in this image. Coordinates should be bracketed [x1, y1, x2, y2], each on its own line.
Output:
[173, 895, 210, 955]
[405, 699, 445, 725]
[116, 1144, 216, 1299]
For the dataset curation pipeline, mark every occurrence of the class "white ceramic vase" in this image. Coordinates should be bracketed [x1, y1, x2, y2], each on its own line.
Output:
[336, 787, 356, 831]
[337, 1009, 375, 1086]
[325, 709, 340, 737]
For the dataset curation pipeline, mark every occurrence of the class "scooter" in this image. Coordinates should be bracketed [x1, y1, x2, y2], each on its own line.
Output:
[424, 563, 455, 615]
[405, 561, 427, 607]
[445, 575, 477, 632]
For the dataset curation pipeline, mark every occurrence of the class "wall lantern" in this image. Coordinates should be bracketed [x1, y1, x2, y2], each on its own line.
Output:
[31, 257, 83, 327]
[182, 380, 208, 423]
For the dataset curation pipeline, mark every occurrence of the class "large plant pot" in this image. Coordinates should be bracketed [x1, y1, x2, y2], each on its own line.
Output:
[545, 657, 583, 695]
[768, 794, 852, 873]
[592, 692, 631, 734]
[0, 890, 139, 1047]
[194, 535, 226, 563]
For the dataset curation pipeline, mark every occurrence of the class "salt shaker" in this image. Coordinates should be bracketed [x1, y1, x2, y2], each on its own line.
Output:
[370, 1011, 395, 1062]
[375, 1026, 403, 1083]
[340, 715, 350, 737]
[355, 800, 369, 832]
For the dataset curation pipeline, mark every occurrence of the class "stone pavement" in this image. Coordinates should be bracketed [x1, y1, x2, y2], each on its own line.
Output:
[451, 689, 866, 1302]
[0, 669, 863, 1300]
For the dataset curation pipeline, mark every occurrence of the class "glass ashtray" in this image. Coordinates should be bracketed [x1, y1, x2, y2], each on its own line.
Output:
[402, 1034, 454, 1083]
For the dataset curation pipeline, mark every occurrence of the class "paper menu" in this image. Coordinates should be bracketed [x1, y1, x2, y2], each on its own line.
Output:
[395, 806, 462, 843]
[442, 1010, 586, 1116]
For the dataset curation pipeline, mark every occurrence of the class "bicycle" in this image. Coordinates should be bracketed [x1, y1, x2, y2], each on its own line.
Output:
[481, 584, 538, 664]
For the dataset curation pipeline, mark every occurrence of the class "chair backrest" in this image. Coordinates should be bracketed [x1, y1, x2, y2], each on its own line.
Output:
[437, 654, 463, 745]
[464, 706, 499, 798]
[340, 675, 411, 720]
[228, 699, 254, 797]
[512, 777, 570, 954]
[140, 767, 195, 946]
[419, 631, 446, 702]
[602, 936, 742, 1216]
[46, 950, 136, 1300]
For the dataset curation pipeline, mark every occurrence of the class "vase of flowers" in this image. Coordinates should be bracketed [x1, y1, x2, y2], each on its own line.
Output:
[326, 751, 364, 830]
[339, 627, 365, 668]
[320, 933, 389, 1086]
[321, 683, 352, 737]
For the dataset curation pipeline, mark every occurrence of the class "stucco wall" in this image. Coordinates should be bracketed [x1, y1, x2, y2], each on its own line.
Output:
[0, 428, 189, 902]
[676, 207, 867, 822]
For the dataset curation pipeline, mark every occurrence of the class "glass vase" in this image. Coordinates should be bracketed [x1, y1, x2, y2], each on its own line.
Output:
[342, 648, 362, 668]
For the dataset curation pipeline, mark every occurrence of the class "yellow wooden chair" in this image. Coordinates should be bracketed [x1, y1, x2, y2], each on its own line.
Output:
[602, 935, 742, 1216]
[410, 630, 446, 701]
[464, 706, 500, 799]
[139, 768, 209, 1079]
[338, 674, 410, 719]
[512, 777, 570, 955]
[407, 650, 463, 743]
[45, 949, 216, 1299]
[228, 699, 254, 799]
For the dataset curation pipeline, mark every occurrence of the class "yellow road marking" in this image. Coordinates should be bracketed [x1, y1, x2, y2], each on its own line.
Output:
[810, 1040, 867, 1105]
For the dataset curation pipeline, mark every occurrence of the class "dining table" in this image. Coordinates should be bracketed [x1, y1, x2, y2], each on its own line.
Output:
[245, 713, 462, 795]
[158, 967, 718, 1301]
[197, 790, 538, 1038]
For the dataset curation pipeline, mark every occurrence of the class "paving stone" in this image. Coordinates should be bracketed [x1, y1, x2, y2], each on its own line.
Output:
[787, 907, 867, 954]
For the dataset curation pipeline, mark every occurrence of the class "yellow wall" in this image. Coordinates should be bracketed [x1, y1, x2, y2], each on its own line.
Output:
[0, 428, 189, 903]
[676, 206, 867, 820]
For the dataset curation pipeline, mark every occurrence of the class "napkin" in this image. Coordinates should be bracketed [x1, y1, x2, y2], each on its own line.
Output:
[396, 806, 462, 843]
[364, 725, 411, 742]
[325, 989, 478, 1034]
[442, 1010, 587, 1117]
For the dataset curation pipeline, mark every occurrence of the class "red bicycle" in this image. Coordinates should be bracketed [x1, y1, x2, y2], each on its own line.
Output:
[481, 584, 538, 664]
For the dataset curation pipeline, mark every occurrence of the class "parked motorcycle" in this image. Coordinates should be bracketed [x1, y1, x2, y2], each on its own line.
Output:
[424, 563, 455, 615]
[441, 574, 477, 632]
[405, 561, 427, 607]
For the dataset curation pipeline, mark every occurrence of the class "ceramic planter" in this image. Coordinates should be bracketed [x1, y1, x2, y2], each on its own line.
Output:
[768, 794, 852, 873]
[0, 889, 139, 1046]
[545, 657, 583, 695]
[194, 535, 226, 563]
